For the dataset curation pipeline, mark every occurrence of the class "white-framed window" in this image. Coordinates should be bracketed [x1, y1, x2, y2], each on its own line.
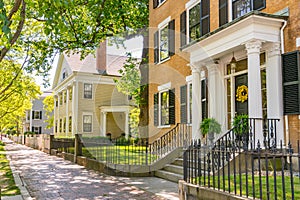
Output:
[32, 126, 41, 134]
[154, 83, 175, 127]
[32, 111, 42, 120]
[180, 0, 210, 47]
[154, 17, 175, 64]
[83, 114, 92, 132]
[83, 83, 93, 99]
[218, 0, 266, 27]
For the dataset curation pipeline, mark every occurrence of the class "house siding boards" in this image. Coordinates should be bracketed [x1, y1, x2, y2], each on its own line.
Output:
[149, 0, 300, 145]
[53, 51, 132, 138]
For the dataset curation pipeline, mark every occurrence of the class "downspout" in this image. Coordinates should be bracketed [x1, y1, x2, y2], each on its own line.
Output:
[280, 20, 289, 143]
[280, 20, 287, 54]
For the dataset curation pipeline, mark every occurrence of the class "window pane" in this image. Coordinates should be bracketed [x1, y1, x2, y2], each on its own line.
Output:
[34, 111, 40, 119]
[84, 83, 92, 99]
[83, 115, 92, 132]
[160, 91, 169, 125]
[233, 0, 251, 19]
[160, 26, 169, 61]
[189, 4, 201, 41]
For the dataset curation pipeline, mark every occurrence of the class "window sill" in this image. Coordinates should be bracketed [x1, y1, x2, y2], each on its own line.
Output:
[156, 57, 170, 65]
[157, 125, 171, 129]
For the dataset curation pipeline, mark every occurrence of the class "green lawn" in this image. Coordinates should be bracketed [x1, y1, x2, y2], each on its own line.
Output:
[68, 145, 158, 165]
[193, 173, 300, 200]
[0, 141, 20, 196]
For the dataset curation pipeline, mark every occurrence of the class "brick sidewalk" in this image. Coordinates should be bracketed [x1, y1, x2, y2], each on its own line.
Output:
[4, 141, 169, 200]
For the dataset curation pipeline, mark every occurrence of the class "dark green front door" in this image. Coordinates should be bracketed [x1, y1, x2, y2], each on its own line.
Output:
[235, 74, 248, 115]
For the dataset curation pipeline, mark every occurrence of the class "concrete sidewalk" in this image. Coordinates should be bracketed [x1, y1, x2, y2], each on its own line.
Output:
[1, 138, 179, 200]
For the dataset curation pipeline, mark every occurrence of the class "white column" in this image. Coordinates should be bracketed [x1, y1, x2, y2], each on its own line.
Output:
[102, 112, 107, 137]
[72, 81, 78, 136]
[65, 89, 69, 137]
[245, 40, 263, 146]
[266, 42, 284, 145]
[191, 65, 202, 139]
[125, 111, 129, 138]
[207, 64, 224, 124]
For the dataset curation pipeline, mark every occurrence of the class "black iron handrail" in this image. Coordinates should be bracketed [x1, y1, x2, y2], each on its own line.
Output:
[148, 123, 192, 160]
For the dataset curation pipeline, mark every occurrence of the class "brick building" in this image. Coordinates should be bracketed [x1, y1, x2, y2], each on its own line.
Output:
[148, 0, 300, 147]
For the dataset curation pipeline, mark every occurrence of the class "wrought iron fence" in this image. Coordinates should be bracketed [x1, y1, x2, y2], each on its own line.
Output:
[76, 123, 192, 165]
[183, 139, 300, 200]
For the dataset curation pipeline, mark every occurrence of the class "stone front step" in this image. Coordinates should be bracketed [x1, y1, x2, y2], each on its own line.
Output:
[163, 164, 183, 175]
[154, 169, 183, 183]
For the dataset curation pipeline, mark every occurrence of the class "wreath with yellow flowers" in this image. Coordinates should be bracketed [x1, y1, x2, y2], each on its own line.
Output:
[236, 85, 248, 103]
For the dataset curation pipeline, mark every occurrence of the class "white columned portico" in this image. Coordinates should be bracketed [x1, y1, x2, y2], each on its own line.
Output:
[245, 40, 263, 145]
[266, 42, 284, 145]
[191, 64, 202, 139]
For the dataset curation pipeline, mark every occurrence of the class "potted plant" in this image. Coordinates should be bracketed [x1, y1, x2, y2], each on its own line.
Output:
[200, 118, 221, 145]
[232, 114, 249, 141]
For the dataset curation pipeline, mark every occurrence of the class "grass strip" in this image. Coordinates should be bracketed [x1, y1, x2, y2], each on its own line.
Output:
[0, 141, 20, 196]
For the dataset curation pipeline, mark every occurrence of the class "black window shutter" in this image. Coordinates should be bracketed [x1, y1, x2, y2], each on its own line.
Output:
[31, 127, 34, 132]
[168, 19, 175, 57]
[200, 0, 210, 36]
[180, 11, 187, 47]
[154, 31, 159, 64]
[40, 111, 42, 119]
[39, 127, 42, 134]
[219, 0, 228, 26]
[253, 0, 266, 11]
[154, 93, 159, 126]
[180, 85, 187, 124]
[169, 89, 176, 124]
[32, 111, 34, 119]
[153, 0, 159, 9]
[282, 51, 300, 114]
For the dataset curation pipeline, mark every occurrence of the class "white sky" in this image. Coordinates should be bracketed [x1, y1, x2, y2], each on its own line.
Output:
[36, 36, 143, 91]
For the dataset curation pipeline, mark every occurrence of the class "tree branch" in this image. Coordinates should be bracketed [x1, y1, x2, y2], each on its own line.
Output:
[0, 0, 26, 62]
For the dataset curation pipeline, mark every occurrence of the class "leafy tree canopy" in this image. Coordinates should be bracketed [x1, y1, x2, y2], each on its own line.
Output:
[0, 59, 40, 131]
[1, 0, 148, 87]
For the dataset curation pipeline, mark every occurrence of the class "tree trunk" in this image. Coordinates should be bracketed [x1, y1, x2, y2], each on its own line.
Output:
[138, 31, 149, 141]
